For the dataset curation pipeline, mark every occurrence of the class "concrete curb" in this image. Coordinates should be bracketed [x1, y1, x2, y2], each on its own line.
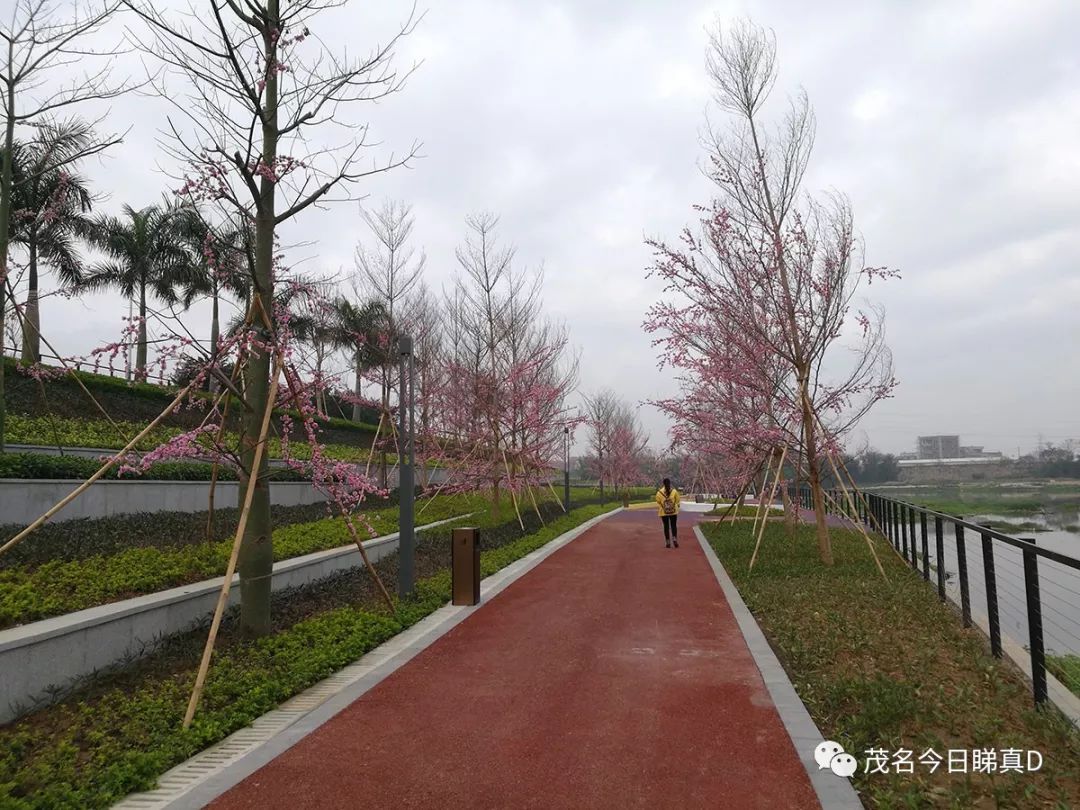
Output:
[694, 525, 864, 810]
[113, 507, 622, 810]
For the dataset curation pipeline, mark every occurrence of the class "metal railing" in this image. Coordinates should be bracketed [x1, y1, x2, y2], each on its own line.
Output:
[3, 344, 171, 386]
[792, 486, 1080, 711]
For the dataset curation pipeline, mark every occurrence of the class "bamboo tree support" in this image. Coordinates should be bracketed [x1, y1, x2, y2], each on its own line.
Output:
[751, 450, 780, 537]
[417, 436, 482, 516]
[34, 376, 65, 453]
[0, 379, 199, 558]
[500, 445, 525, 530]
[807, 409, 890, 576]
[823, 450, 889, 579]
[749, 445, 788, 572]
[183, 353, 284, 729]
[833, 451, 887, 538]
[524, 477, 545, 524]
[545, 479, 565, 512]
[364, 409, 384, 479]
[279, 361, 397, 613]
[713, 459, 766, 526]
[205, 356, 249, 542]
[340, 511, 396, 613]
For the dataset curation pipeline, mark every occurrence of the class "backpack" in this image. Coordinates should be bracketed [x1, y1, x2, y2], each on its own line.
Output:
[662, 493, 676, 515]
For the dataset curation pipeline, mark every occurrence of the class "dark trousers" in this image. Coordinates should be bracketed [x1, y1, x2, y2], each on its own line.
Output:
[661, 514, 678, 540]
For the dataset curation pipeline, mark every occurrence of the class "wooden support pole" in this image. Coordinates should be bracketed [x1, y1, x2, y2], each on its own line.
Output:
[183, 354, 283, 729]
[823, 449, 888, 580]
[749, 446, 787, 572]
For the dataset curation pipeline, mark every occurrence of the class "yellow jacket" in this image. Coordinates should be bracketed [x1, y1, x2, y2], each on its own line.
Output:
[655, 487, 681, 516]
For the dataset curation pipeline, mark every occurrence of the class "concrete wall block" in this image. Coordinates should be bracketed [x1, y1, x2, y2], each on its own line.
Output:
[0, 513, 471, 723]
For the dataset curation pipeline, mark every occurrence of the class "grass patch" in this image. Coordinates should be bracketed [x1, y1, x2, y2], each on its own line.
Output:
[869, 482, 1080, 520]
[1049, 656, 1080, 698]
[704, 504, 785, 517]
[2, 357, 381, 443]
[702, 520, 1080, 808]
[0, 500, 617, 809]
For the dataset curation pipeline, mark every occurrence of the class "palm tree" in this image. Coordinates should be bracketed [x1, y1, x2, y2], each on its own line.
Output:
[5, 121, 96, 362]
[176, 207, 250, 379]
[82, 202, 197, 378]
[331, 297, 390, 423]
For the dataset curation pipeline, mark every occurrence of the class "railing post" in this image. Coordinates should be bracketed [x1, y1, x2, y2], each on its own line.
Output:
[909, 507, 918, 569]
[900, 503, 909, 559]
[979, 527, 1001, 658]
[1022, 538, 1047, 707]
[955, 519, 971, 628]
[920, 511, 930, 580]
[934, 516, 945, 600]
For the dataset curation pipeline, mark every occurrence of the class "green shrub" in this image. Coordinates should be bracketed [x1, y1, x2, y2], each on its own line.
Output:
[0, 452, 309, 483]
[5, 414, 368, 462]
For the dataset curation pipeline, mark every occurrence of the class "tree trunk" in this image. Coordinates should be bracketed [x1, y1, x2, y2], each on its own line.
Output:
[598, 447, 605, 496]
[136, 283, 148, 379]
[20, 241, 40, 363]
[800, 379, 832, 565]
[237, 8, 280, 638]
[379, 374, 388, 489]
[0, 80, 16, 453]
[207, 292, 220, 393]
[782, 478, 797, 537]
[352, 349, 362, 422]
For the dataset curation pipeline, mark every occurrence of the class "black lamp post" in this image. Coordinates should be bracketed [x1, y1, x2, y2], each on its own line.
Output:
[564, 426, 570, 512]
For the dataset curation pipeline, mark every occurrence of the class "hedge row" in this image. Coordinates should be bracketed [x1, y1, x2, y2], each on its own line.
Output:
[0, 502, 617, 809]
[0, 492, 490, 628]
[0, 452, 310, 482]
[5, 414, 370, 462]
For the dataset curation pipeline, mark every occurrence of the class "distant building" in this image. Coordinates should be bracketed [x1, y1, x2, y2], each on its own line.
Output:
[917, 435, 960, 460]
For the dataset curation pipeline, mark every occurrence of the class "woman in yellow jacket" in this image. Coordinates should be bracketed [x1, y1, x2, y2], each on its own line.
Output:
[655, 478, 681, 548]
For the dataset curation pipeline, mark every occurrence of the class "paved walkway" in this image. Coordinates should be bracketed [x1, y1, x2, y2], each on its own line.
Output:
[210, 508, 819, 809]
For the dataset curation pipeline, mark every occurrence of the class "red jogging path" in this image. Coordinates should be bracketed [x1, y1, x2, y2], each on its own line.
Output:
[210, 508, 819, 809]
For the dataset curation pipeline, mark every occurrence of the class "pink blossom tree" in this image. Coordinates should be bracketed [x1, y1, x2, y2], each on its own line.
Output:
[645, 20, 897, 564]
[422, 214, 580, 522]
[605, 406, 650, 498]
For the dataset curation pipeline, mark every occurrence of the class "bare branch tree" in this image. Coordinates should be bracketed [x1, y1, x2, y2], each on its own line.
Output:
[123, 0, 421, 635]
[583, 388, 619, 495]
[648, 18, 896, 564]
[352, 197, 426, 484]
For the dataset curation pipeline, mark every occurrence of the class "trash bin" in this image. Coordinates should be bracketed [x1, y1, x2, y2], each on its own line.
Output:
[695, 494, 703, 503]
[452, 527, 480, 606]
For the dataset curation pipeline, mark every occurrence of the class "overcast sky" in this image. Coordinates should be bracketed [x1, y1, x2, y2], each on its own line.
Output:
[11, 0, 1080, 457]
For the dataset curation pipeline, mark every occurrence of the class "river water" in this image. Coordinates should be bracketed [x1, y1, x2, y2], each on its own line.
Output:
[902, 510, 1080, 662]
